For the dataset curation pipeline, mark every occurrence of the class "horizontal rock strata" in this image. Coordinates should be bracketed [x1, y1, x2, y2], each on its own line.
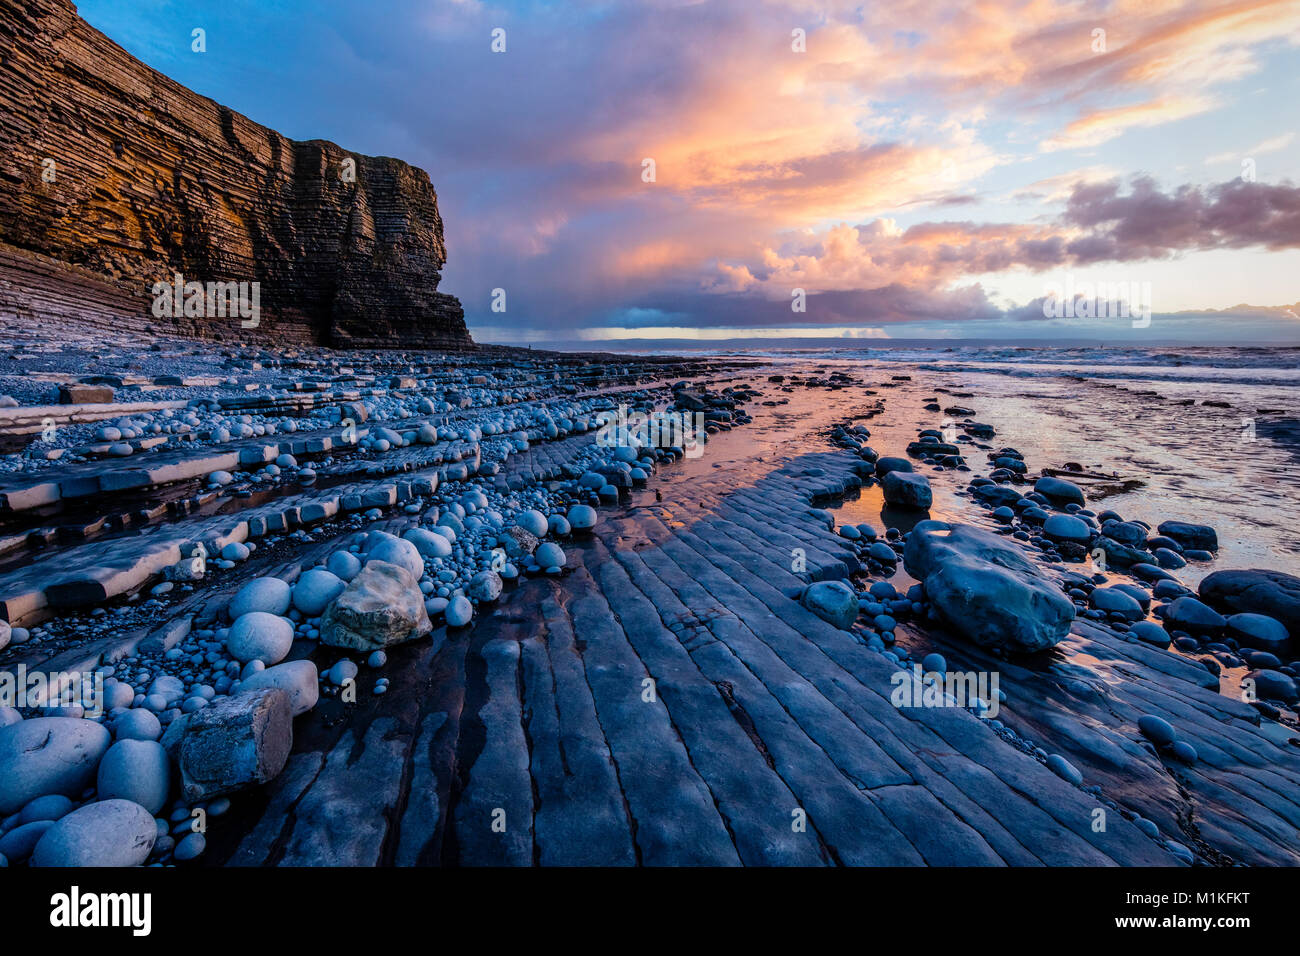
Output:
[0, 0, 469, 349]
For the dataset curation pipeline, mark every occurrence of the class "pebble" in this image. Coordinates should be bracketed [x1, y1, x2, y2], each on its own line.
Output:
[173, 831, 206, 862]
[1045, 753, 1083, 785]
[1171, 740, 1198, 764]
[446, 595, 474, 627]
[1132, 817, 1160, 839]
[1137, 714, 1176, 746]
[328, 660, 359, 686]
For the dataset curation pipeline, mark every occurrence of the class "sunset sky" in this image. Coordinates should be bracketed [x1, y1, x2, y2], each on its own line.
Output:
[79, 0, 1300, 345]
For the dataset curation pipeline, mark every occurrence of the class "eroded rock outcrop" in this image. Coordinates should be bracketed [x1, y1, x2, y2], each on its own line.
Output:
[0, 0, 471, 349]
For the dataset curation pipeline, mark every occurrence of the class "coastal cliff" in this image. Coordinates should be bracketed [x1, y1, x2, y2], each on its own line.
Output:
[0, 0, 471, 349]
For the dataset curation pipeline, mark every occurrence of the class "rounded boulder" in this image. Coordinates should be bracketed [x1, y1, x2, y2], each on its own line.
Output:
[228, 577, 291, 619]
[801, 581, 859, 630]
[96, 739, 170, 815]
[535, 542, 567, 570]
[364, 535, 425, 581]
[226, 611, 294, 665]
[0, 717, 110, 815]
[292, 568, 347, 617]
[31, 799, 157, 867]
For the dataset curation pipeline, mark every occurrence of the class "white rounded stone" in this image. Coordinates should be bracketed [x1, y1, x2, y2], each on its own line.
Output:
[292, 568, 346, 617]
[96, 739, 170, 815]
[535, 542, 566, 569]
[228, 577, 292, 618]
[225, 612, 294, 665]
[31, 799, 156, 867]
[446, 596, 474, 628]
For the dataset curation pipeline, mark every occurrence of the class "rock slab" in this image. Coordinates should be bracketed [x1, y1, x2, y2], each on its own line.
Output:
[174, 688, 293, 802]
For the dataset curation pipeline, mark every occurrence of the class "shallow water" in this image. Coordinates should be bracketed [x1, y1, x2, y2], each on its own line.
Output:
[724, 348, 1300, 586]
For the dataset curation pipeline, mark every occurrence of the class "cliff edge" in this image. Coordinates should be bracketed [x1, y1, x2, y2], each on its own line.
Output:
[0, 0, 472, 349]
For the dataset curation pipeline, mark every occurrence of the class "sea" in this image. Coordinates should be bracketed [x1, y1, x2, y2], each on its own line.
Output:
[636, 345, 1300, 583]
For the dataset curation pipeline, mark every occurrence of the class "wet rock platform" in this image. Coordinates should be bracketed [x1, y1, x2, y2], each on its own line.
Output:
[2, 336, 1298, 868]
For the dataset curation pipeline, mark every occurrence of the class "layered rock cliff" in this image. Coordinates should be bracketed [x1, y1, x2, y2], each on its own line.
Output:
[0, 0, 472, 349]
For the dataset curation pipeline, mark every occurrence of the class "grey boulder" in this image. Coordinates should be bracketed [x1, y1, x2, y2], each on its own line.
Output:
[800, 580, 859, 630]
[96, 739, 170, 815]
[1095, 536, 1155, 568]
[1090, 586, 1144, 620]
[0, 717, 110, 815]
[1164, 596, 1226, 634]
[904, 522, 1075, 653]
[1225, 612, 1289, 647]
[31, 799, 156, 867]
[881, 471, 932, 510]
[319, 560, 432, 652]
[1043, 514, 1091, 544]
[1199, 569, 1300, 633]
[1034, 476, 1085, 506]
[1247, 668, 1298, 704]
[172, 688, 293, 802]
[875, 457, 913, 478]
[1104, 521, 1149, 548]
[238, 659, 320, 716]
[362, 532, 425, 580]
[467, 569, 504, 602]
[1158, 521, 1218, 552]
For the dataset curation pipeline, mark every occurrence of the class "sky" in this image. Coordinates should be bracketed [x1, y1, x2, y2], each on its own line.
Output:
[78, 0, 1300, 346]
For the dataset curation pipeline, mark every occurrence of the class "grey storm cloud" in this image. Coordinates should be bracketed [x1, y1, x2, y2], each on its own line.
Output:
[1062, 176, 1300, 259]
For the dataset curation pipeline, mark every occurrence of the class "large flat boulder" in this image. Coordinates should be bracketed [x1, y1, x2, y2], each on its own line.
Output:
[319, 559, 432, 652]
[57, 384, 114, 404]
[904, 522, 1075, 653]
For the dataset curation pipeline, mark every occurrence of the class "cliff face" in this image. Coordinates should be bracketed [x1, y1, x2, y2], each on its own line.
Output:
[0, 0, 472, 349]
